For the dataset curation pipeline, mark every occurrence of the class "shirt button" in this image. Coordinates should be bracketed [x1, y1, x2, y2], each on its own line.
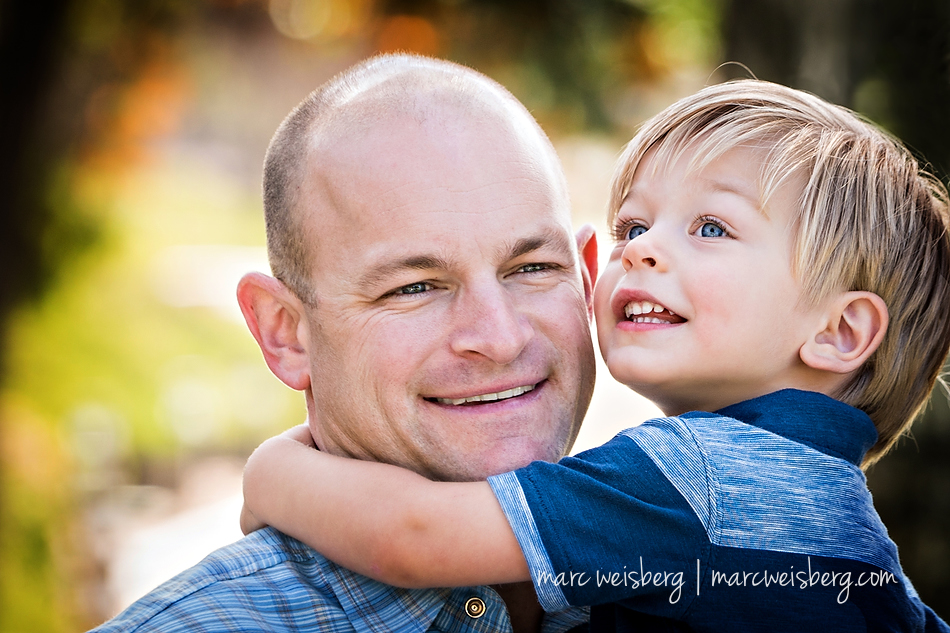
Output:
[464, 596, 486, 619]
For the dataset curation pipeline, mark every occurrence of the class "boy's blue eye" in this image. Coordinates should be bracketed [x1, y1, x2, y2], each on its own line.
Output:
[700, 222, 725, 238]
[626, 225, 648, 240]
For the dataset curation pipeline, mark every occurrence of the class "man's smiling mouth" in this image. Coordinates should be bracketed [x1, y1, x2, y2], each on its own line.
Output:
[623, 300, 685, 324]
[429, 383, 536, 406]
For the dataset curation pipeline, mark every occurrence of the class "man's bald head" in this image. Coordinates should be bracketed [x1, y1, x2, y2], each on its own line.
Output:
[262, 54, 567, 301]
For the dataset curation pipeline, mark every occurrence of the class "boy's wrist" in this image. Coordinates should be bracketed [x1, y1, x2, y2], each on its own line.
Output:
[282, 423, 317, 448]
[240, 503, 267, 535]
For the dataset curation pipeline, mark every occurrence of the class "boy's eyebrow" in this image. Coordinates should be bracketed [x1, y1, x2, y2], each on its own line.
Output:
[700, 176, 765, 211]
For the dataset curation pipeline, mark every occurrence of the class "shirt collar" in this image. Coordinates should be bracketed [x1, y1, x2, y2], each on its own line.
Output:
[700, 389, 878, 466]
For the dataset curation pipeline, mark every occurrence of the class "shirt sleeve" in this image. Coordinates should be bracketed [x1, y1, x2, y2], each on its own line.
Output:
[487, 420, 710, 618]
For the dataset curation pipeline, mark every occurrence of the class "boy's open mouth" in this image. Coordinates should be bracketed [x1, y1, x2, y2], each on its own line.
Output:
[623, 300, 686, 324]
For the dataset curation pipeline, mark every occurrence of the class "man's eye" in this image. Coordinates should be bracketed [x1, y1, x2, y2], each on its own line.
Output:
[395, 282, 433, 295]
[518, 263, 547, 273]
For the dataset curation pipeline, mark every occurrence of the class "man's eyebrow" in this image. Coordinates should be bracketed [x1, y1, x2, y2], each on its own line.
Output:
[357, 255, 451, 289]
[501, 227, 574, 261]
[357, 227, 573, 289]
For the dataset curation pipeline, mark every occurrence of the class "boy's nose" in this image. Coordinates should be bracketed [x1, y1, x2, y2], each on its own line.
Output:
[621, 238, 660, 271]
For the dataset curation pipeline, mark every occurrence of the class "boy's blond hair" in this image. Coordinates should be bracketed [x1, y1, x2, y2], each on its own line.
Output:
[609, 79, 950, 466]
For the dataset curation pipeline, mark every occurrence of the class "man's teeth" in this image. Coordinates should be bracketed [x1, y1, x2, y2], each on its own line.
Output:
[624, 300, 677, 323]
[435, 384, 535, 406]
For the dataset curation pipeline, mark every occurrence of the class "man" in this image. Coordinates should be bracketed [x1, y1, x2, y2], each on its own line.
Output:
[91, 54, 597, 633]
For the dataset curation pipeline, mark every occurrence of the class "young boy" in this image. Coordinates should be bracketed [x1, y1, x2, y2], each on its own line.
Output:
[242, 80, 950, 631]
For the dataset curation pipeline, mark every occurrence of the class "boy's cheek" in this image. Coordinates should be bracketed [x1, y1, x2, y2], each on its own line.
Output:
[592, 305, 619, 354]
[592, 271, 620, 326]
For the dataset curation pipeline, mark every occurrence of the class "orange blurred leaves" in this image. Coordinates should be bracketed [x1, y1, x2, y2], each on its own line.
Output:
[81, 55, 191, 173]
[376, 14, 440, 57]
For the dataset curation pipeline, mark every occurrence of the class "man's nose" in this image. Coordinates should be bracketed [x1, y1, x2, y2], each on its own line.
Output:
[620, 231, 665, 272]
[448, 283, 534, 365]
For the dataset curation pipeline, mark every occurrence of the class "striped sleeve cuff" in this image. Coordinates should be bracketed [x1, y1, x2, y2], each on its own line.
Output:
[487, 471, 570, 612]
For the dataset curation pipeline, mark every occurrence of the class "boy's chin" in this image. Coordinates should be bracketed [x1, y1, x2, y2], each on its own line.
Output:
[621, 382, 713, 417]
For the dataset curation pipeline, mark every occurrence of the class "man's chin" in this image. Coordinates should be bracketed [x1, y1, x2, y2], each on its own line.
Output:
[434, 438, 568, 482]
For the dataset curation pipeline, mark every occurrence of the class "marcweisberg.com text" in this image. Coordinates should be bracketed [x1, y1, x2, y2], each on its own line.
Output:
[538, 557, 898, 605]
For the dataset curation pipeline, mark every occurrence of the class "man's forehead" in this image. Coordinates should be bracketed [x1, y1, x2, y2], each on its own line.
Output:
[317, 117, 515, 177]
[289, 74, 572, 283]
[301, 107, 568, 220]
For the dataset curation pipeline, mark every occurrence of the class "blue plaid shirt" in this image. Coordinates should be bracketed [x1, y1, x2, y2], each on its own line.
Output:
[89, 526, 588, 632]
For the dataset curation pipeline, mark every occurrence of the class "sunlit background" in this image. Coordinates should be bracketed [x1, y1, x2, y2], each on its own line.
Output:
[1, 1, 948, 630]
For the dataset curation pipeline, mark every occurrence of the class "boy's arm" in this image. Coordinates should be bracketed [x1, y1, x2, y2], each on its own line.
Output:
[242, 428, 530, 588]
[240, 424, 315, 536]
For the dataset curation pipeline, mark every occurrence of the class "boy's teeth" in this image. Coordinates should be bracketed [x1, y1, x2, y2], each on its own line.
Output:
[624, 300, 676, 319]
[435, 384, 535, 406]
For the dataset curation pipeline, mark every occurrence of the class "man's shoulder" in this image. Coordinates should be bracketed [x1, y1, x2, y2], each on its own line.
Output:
[88, 527, 346, 633]
[89, 528, 543, 633]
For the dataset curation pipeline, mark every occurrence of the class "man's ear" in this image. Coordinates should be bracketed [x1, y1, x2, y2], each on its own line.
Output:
[237, 272, 312, 391]
[800, 291, 888, 374]
[575, 224, 598, 319]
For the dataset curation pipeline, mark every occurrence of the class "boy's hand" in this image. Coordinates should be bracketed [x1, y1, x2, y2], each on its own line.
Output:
[240, 503, 267, 535]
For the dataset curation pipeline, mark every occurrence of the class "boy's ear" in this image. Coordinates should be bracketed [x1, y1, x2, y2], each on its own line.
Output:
[575, 224, 598, 319]
[237, 272, 312, 391]
[800, 291, 888, 374]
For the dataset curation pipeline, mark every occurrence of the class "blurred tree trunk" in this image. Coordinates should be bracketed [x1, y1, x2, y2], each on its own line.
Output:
[0, 0, 75, 374]
[0, 3, 78, 631]
[721, 0, 950, 179]
[722, 0, 950, 618]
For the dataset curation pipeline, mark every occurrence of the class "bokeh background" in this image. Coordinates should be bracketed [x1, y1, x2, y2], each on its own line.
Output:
[1, 0, 948, 630]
